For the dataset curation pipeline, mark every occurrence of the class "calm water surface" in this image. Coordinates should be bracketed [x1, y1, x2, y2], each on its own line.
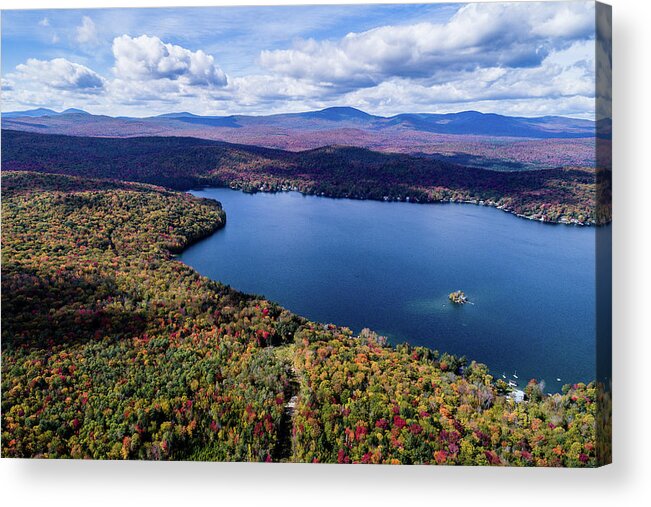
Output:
[180, 188, 599, 392]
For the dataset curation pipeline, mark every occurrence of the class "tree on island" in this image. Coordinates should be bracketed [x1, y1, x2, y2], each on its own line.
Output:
[449, 290, 468, 304]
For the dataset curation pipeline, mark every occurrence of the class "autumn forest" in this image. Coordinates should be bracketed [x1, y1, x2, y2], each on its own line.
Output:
[1, 170, 608, 465]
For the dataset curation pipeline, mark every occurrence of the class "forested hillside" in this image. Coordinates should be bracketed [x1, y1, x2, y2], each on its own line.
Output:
[2, 130, 608, 224]
[2, 171, 603, 464]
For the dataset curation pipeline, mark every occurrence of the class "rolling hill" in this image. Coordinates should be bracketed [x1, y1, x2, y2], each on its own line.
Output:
[1, 107, 601, 171]
[1, 129, 605, 224]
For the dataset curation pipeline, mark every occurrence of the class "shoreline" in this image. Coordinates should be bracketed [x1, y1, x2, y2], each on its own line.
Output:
[189, 183, 608, 227]
[178, 186, 595, 394]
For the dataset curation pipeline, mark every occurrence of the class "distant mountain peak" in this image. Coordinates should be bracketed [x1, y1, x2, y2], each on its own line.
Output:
[320, 106, 365, 113]
[3, 107, 90, 118]
[155, 111, 202, 118]
[61, 108, 90, 115]
[3, 107, 58, 118]
[452, 110, 486, 116]
[312, 106, 374, 119]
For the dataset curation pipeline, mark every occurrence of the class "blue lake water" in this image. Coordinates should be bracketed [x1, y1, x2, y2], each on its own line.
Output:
[180, 188, 599, 392]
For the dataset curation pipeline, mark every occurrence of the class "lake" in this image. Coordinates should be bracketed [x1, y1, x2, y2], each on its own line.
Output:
[180, 188, 599, 392]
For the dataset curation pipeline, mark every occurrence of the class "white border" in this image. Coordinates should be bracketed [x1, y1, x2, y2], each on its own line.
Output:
[1, 1, 649, 505]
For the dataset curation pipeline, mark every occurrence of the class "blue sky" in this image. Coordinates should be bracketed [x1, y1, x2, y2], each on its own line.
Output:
[1, 2, 601, 118]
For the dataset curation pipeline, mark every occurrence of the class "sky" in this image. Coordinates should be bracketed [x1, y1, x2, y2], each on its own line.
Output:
[1, 2, 603, 118]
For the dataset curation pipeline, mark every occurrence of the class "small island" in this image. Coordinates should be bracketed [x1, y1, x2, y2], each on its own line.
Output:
[449, 290, 469, 304]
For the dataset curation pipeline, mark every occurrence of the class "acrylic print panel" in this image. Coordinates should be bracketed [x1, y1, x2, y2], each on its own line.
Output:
[0, 1, 611, 466]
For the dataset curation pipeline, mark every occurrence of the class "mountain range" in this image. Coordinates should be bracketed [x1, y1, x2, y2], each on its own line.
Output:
[3, 106, 596, 138]
[2, 106, 605, 171]
[2, 107, 90, 118]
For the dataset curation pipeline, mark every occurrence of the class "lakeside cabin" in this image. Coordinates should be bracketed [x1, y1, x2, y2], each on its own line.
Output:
[508, 389, 526, 403]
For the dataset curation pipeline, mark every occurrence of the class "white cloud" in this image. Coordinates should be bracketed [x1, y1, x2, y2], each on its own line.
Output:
[2, 2, 600, 119]
[530, 3, 594, 38]
[112, 35, 227, 87]
[75, 16, 99, 46]
[338, 77, 596, 119]
[106, 77, 205, 108]
[14, 58, 105, 93]
[3, 59, 106, 113]
[336, 44, 595, 118]
[3, 35, 230, 115]
[260, 2, 595, 88]
[2, 77, 15, 92]
[229, 75, 329, 106]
